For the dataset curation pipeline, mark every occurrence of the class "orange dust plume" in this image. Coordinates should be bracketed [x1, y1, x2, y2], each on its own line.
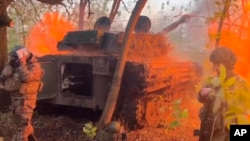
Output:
[208, 17, 250, 81]
[26, 12, 76, 57]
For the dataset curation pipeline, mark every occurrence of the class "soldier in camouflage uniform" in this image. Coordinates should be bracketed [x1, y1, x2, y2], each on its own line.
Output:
[94, 16, 111, 32]
[197, 47, 250, 141]
[0, 45, 43, 141]
[134, 15, 151, 33]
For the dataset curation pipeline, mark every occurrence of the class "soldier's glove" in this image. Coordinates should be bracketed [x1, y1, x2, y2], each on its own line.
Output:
[200, 87, 212, 96]
[198, 87, 211, 103]
[19, 56, 27, 65]
[16, 48, 29, 65]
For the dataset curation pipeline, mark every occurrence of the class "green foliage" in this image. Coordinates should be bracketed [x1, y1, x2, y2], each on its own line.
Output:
[82, 122, 97, 139]
[169, 99, 189, 129]
[157, 99, 189, 129]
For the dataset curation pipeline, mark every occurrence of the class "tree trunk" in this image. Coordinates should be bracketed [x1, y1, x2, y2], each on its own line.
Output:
[78, 0, 88, 30]
[109, 0, 121, 23]
[0, 0, 12, 112]
[0, 25, 8, 72]
[98, 0, 148, 130]
[0, 0, 12, 72]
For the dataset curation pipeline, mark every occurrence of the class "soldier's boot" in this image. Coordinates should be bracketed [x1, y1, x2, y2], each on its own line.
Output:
[28, 133, 38, 141]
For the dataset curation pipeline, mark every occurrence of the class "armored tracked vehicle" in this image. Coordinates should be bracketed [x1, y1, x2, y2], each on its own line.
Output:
[37, 16, 200, 129]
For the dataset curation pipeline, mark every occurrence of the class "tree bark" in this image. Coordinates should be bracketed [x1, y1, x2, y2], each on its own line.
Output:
[98, 0, 148, 130]
[0, 0, 12, 72]
[0, 24, 7, 72]
[0, 0, 12, 112]
[109, 0, 121, 23]
[78, 0, 88, 30]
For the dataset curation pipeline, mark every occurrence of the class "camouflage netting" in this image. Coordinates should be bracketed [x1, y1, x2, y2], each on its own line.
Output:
[127, 33, 172, 59]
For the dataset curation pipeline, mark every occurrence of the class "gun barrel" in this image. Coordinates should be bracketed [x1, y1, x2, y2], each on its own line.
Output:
[160, 14, 191, 34]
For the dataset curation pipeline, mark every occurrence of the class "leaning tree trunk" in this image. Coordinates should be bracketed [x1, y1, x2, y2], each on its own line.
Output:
[109, 0, 121, 23]
[98, 0, 148, 130]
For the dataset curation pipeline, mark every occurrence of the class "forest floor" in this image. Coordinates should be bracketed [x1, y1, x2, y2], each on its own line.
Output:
[0, 92, 202, 141]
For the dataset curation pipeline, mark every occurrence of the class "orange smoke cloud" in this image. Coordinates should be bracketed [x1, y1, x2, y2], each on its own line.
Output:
[26, 12, 76, 57]
[209, 18, 250, 81]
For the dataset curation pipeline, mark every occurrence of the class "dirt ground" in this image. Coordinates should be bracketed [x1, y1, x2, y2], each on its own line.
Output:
[127, 94, 202, 141]
[0, 93, 202, 141]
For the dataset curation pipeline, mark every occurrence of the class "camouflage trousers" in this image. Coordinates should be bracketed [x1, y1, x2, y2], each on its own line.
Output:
[199, 106, 229, 141]
[11, 94, 37, 141]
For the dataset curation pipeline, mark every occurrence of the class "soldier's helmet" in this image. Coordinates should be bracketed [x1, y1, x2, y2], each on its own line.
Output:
[134, 16, 151, 33]
[94, 16, 111, 31]
[9, 45, 32, 60]
[9, 45, 25, 59]
[209, 47, 237, 70]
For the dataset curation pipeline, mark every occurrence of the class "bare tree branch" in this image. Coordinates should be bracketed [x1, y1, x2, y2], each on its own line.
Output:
[61, 2, 71, 18]
[78, 0, 88, 30]
[121, 0, 130, 13]
[87, 0, 94, 18]
[215, 0, 232, 47]
[29, 0, 42, 21]
[36, 0, 63, 5]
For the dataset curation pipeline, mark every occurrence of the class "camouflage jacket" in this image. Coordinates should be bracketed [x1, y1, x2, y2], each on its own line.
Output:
[0, 64, 21, 91]
[18, 58, 43, 97]
[1, 57, 43, 97]
[198, 75, 250, 130]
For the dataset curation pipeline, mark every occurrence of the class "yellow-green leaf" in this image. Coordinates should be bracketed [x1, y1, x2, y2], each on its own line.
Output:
[211, 77, 221, 87]
[236, 115, 250, 124]
[84, 123, 93, 129]
[180, 109, 189, 118]
[219, 65, 226, 82]
[225, 115, 236, 129]
[174, 99, 182, 105]
[83, 127, 91, 134]
[225, 106, 245, 117]
[169, 120, 180, 128]
[224, 77, 236, 87]
[90, 127, 97, 132]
